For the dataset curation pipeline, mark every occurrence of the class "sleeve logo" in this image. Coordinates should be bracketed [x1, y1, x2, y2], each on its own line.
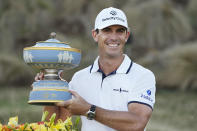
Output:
[147, 90, 151, 96]
[140, 89, 153, 102]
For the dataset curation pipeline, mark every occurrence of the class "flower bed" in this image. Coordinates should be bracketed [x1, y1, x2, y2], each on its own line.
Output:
[0, 111, 79, 131]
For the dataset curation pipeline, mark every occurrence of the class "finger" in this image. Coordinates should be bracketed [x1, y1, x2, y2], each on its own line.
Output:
[55, 99, 73, 107]
[35, 73, 40, 81]
[40, 72, 44, 79]
[58, 70, 63, 77]
[68, 90, 80, 98]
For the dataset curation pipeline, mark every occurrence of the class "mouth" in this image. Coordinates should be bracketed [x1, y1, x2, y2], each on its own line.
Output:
[106, 43, 120, 48]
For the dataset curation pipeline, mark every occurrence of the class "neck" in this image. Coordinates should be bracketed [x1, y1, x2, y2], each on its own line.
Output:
[98, 54, 124, 75]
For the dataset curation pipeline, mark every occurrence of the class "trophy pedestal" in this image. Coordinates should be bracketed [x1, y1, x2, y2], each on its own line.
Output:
[28, 69, 71, 105]
[28, 80, 71, 105]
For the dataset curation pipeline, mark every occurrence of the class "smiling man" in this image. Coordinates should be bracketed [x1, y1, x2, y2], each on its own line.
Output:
[44, 7, 156, 131]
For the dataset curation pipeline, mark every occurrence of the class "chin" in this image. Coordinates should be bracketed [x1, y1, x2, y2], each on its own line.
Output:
[106, 53, 122, 58]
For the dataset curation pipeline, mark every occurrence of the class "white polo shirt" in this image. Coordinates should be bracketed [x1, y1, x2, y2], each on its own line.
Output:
[69, 54, 156, 131]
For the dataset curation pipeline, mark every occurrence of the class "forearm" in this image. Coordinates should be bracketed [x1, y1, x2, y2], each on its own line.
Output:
[94, 107, 144, 131]
[55, 90, 152, 130]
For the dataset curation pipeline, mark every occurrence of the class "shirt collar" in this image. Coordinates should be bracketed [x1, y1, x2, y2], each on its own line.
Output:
[90, 54, 132, 74]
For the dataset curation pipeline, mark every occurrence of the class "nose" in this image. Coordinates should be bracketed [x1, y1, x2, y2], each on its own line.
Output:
[109, 32, 118, 41]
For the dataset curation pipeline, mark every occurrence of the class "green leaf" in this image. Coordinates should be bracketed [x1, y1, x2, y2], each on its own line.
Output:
[73, 116, 80, 130]
[7, 125, 17, 131]
[41, 111, 49, 122]
[23, 122, 29, 129]
[49, 113, 56, 126]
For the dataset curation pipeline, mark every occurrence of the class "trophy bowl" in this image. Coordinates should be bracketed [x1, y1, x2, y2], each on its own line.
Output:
[23, 32, 81, 105]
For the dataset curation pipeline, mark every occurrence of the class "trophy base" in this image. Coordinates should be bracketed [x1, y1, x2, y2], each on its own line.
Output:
[28, 100, 65, 106]
[29, 80, 71, 106]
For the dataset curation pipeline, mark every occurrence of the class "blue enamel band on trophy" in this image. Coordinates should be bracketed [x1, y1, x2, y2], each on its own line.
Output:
[24, 48, 81, 69]
[23, 32, 81, 105]
[28, 90, 72, 103]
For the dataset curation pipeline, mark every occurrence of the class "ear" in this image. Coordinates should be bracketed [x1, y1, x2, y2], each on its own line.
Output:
[92, 29, 98, 42]
[125, 31, 130, 42]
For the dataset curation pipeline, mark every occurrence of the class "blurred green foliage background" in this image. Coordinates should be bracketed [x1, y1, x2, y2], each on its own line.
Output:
[0, 0, 197, 130]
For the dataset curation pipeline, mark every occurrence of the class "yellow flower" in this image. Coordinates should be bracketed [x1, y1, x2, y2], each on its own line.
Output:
[18, 123, 26, 130]
[52, 119, 65, 130]
[64, 117, 73, 130]
[64, 117, 72, 126]
[34, 124, 48, 131]
[0, 113, 77, 131]
[28, 123, 41, 130]
[0, 123, 2, 130]
[8, 116, 18, 127]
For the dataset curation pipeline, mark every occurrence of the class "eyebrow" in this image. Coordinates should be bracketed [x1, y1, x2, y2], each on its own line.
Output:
[117, 27, 127, 31]
[101, 27, 127, 31]
[102, 27, 110, 30]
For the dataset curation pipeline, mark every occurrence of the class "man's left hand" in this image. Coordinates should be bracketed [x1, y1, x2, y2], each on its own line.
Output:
[55, 90, 91, 116]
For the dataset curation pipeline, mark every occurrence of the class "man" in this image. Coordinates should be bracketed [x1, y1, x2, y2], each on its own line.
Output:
[42, 7, 156, 131]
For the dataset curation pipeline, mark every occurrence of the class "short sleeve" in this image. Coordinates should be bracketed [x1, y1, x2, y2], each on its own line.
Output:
[68, 73, 77, 91]
[128, 71, 156, 110]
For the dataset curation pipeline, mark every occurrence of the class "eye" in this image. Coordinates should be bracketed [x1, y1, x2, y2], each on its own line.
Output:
[102, 27, 111, 32]
[117, 28, 126, 33]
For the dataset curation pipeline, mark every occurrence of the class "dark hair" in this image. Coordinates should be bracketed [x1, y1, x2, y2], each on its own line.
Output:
[95, 29, 99, 34]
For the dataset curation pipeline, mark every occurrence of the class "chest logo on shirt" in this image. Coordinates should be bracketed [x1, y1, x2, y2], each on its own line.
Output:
[113, 88, 128, 93]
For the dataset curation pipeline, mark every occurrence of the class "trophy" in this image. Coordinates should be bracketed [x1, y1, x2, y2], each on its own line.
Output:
[23, 32, 81, 105]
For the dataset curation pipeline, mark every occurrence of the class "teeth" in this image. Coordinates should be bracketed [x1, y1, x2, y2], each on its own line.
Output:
[108, 44, 118, 47]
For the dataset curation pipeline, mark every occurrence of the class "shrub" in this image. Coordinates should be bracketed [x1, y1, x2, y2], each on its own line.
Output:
[124, 0, 193, 50]
[0, 53, 34, 87]
[138, 41, 197, 90]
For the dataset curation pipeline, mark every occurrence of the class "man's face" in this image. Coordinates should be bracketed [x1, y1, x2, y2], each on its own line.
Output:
[92, 25, 130, 58]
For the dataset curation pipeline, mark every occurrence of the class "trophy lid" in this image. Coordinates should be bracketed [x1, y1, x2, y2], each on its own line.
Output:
[33, 32, 71, 48]
[23, 32, 81, 70]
